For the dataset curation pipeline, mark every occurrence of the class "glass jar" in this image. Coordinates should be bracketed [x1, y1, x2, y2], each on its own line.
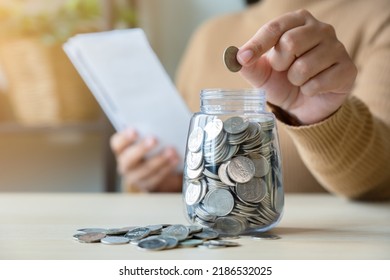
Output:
[182, 89, 284, 235]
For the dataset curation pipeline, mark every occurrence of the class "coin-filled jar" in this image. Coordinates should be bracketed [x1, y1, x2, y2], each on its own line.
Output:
[182, 89, 284, 235]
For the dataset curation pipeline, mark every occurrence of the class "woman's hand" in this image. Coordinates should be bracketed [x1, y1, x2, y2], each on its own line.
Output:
[110, 128, 182, 192]
[237, 9, 357, 125]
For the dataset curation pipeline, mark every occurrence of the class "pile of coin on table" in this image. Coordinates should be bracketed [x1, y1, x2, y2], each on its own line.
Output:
[183, 115, 284, 235]
[73, 224, 242, 250]
[73, 224, 281, 250]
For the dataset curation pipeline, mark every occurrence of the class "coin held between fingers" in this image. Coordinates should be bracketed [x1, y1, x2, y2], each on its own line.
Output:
[223, 46, 242, 72]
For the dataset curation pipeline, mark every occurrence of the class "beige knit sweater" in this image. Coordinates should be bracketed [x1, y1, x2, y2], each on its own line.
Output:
[176, 0, 390, 200]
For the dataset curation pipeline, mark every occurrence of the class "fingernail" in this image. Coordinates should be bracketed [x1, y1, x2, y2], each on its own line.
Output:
[164, 148, 174, 158]
[125, 128, 136, 139]
[238, 49, 254, 64]
[144, 137, 156, 148]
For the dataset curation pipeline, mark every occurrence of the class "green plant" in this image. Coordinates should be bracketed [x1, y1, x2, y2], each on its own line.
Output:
[0, 0, 137, 44]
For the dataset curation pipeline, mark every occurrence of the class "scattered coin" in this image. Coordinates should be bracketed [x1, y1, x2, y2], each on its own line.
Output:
[124, 227, 151, 241]
[74, 223, 279, 251]
[251, 233, 281, 240]
[161, 224, 189, 241]
[223, 46, 242, 72]
[188, 225, 203, 234]
[101, 236, 130, 245]
[77, 228, 106, 233]
[77, 232, 106, 243]
[155, 235, 179, 249]
[105, 228, 131, 235]
[203, 240, 240, 247]
[137, 237, 167, 251]
[193, 228, 220, 240]
[73, 233, 85, 240]
[179, 239, 204, 248]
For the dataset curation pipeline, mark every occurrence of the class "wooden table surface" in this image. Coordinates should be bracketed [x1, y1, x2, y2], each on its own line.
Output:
[0, 193, 389, 260]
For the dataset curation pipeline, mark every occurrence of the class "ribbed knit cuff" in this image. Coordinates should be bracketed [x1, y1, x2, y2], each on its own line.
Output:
[281, 97, 366, 159]
[278, 96, 390, 199]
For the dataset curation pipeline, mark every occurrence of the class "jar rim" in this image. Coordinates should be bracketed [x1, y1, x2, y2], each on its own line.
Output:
[200, 88, 266, 99]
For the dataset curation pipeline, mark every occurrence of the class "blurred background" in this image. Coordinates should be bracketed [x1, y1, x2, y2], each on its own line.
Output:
[0, 0, 245, 192]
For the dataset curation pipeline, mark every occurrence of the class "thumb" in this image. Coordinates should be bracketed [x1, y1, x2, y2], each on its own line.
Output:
[239, 54, 272, 88]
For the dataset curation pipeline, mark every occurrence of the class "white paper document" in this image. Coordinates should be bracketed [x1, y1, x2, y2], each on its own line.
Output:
[63, 28, 192, 160]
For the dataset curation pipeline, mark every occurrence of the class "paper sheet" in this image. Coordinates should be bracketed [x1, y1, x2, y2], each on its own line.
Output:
[63, 28, 192, 161]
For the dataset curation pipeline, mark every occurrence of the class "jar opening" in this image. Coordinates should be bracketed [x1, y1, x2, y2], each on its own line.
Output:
[200, 88, 266, 114]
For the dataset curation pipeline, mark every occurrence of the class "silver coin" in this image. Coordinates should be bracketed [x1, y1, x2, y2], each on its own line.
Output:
[162, 224, 189, 241]
[203, 240, 240, 247]
[124, 227, 151, 240]
[145, 224, 164, 234]
[223, 46, 242, 72]
[77, 228, 106, 233]
[185, 181, 203, 206]
[227, 156, 256, 183]
[218, 161, 236, 186]
[186, 151, 203, 170]
[204, 119, 223, 141]
[105, 228, 130, 235]
[252, 155, 270, 177]
[193, 228, 220, 240]
[250, 233, 281, 240]
[195, 204, 217, 222]
[214, 216, 246, 236]
[236, 178, 267, 203]
[188, 127, 204, 152]
[194, 217, 216, 228]
[101, 236, 130, 245]
[223, 116, 249, 134]
[203, 167, 220, 180]
[77, 232, 106, 243]
[155, 235, 179, 249]
[119, 226, 138, 232]
[137, 237, 167, 251]
[179, 239, 204, 248]
[73, 233, 85, 241]
[274, 186, 284, 213]
[186, 162, 204, 179]
[188, 225, 204, 234]
[198, 244, 225, 249]
[203, 188, 234, 217]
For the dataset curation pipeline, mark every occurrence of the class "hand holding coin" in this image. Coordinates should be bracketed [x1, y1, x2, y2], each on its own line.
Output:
[225, 9, 357, 125]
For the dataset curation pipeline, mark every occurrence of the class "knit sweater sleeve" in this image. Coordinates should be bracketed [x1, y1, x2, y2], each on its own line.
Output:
[283, 97, 390, 201]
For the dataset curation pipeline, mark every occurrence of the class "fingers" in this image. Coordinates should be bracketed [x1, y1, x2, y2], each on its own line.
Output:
[267, 22, 322, 72]
[287, 39, 339, 87]
[238, 9, 356, 101]
[237, 9, 310, 65]
[300, 58, 357, 96]
[110, 128, 138, 157]
[123, 148, 180, 192]
[117, 136, 157, 175]
[111, 128, 182, 193]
